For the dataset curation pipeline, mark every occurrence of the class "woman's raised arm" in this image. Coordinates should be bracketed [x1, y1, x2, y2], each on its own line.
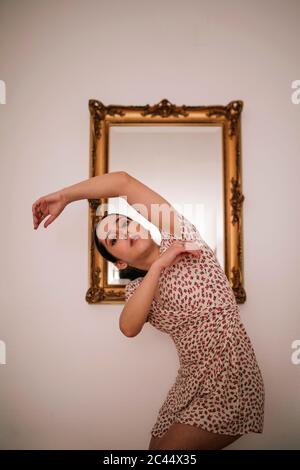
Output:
[61, 171, 129, 204]
[32, 170, 181, 234]
[32, 171, 129, 229]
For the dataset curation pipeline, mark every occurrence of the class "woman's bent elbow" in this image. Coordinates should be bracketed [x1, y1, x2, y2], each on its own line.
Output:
[120, 327, 139, 338]
[119, 320, 140, 337]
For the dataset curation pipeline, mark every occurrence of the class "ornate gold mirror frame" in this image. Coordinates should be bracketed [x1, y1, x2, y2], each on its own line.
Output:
[86, 98, 246, 305]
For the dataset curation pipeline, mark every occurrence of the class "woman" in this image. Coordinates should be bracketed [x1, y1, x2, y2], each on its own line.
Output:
[32, 171, 265, 450]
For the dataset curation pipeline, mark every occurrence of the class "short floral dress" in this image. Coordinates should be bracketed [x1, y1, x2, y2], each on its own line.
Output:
[124, 212, 265, 439]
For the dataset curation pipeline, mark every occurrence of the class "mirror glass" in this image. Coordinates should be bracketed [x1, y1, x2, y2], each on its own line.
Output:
[107, 124, 223, 285]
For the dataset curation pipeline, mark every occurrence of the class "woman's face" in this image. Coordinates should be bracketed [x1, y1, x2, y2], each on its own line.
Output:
[97, 214, 154, 269]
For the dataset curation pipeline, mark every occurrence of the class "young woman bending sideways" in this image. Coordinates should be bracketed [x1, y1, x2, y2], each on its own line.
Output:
[32, 171, 265, 450]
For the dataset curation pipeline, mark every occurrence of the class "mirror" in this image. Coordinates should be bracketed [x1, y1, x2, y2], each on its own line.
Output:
[86, 99, 246, 304]
[108, 125, 223, 284]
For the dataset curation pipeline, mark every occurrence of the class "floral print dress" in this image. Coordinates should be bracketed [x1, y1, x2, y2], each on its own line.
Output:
[124, 213, 265, 439]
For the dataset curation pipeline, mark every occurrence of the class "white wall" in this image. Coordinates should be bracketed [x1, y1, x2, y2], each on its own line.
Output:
[0, 0, 299, 450]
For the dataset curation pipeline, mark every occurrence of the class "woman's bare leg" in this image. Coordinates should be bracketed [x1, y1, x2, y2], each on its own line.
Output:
[149, 422, 243, 450]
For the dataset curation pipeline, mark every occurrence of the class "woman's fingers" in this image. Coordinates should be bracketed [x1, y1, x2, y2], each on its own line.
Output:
[181, 246, 202, 258]
[187, 248, 202, 257]
[32, 199, 39, 214]
[33, 203, 42, 228]
[173, 249, 202, 265]
[33, 213, 44, 229]
[171, 241, 202, 258]
[32, 197, 51, 229]
[32, 198, 43, 214]
[44, 214, 56, 228]
[33, 207, 42, 225]
[173, 240, 201, 249]
[183, 241, 202, 256]
[183, 241, 201, 250]
[33, 201, 42, 221]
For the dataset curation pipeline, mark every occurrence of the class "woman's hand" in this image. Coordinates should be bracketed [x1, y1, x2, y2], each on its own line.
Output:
[32, 190, 68, 229]
[154, 240, 202, 270]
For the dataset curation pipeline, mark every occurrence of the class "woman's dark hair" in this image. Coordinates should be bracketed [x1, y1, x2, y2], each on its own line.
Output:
[94, 212, 148, 281]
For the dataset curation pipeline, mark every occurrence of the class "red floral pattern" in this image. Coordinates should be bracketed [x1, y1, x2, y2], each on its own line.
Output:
[125, 213, 265, 439]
